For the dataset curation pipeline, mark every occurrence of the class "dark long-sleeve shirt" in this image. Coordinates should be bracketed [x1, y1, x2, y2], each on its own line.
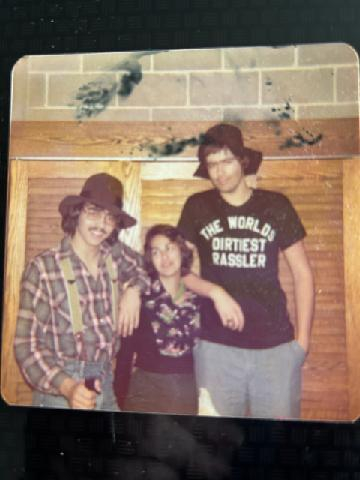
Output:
[114, 278, 201, 406]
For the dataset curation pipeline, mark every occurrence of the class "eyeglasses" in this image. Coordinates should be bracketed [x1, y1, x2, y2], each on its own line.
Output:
[82, 203, 117, 227]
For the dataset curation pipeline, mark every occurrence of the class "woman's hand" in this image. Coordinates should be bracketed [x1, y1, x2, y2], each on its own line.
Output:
[118, 286, 141, 337]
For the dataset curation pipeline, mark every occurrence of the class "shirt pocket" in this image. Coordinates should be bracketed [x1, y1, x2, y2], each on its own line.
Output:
[48, 291, 73, 335]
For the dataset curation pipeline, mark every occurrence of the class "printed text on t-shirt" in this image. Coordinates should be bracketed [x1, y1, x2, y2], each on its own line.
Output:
[199, 216, 276, 269]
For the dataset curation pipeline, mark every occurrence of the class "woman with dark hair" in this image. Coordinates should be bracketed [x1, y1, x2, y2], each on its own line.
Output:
[114, 224, 201, 415]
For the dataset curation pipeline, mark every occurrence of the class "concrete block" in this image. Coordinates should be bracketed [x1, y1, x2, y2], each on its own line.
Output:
[118, 73, 187, 107]
[224, 105, 295, 121]
[298, 43, 358, 66]
[48, 74, 117, 107]
[298, 104, 359, 119]
[262, 68, 334, 103]
[152, 107, 223, 121]
[28, 73, 46, 107]
[83, 52, 151, 72]
[336, 66, 359, 102]
[224, 46, 295, 69]
[11, 56, 29, 121]
[190, 72, 258, 106]
[24, 107, 151, 121]
[154, 49, 221, 70]
[29, 54, 81, 72]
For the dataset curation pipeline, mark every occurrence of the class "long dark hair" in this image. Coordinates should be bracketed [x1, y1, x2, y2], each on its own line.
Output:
[144, 224, 193, 278]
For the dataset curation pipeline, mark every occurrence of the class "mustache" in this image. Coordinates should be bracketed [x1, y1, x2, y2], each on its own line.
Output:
[89, 227, 107, 235]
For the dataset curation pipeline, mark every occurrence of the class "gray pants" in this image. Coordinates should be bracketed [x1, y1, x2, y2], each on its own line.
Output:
[32, 360, 119, 411]
[194, 339, 306, 419]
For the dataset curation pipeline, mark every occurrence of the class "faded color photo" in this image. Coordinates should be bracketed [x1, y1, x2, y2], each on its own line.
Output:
[2, 44, 360, 421]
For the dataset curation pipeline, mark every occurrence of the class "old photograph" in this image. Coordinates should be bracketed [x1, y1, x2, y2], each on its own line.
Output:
[2, 44, 359, 421]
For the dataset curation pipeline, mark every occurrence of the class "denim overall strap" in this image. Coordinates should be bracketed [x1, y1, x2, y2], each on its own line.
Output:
[59, 257, 83, 335]
[105, 254, 118, 330]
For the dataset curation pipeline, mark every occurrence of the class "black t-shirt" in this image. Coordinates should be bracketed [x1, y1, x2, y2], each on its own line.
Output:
[177, 188, 306, 349]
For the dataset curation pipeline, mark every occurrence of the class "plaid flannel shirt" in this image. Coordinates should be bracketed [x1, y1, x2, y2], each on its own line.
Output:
[14, 236, 148, 395]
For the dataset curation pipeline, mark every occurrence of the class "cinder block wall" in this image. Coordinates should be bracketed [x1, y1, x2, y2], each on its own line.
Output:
[11, 43, 359, 122]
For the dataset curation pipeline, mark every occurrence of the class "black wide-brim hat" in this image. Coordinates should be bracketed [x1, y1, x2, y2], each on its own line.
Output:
[194, 123, 263, 179]
[59, 173, 136, 229]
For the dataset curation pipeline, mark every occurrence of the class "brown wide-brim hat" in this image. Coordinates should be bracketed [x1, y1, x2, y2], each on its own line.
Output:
[194, 123, 263, 179]
[59, 173, 136, 229]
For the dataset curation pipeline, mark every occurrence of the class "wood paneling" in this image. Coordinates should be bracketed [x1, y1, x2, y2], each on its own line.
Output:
[260, 161, 347, 420]
[343, 158, 360, 421]
[10, 119, 359, 159]
[2, 155, 356, 421]
[1, 161, 30, 404]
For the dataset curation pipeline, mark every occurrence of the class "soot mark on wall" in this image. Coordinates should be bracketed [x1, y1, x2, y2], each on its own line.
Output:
[280, 129, 323, 150]
[144, 133, 205, 157]
[73, 78, 116, 120]
[271, 100, 294, 120]
[268, 120, 282, 136]
[72, 51, 163, 120]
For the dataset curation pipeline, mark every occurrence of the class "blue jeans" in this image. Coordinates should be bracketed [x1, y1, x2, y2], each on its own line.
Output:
[32, 360, 119, 411]
[194, 339, 306, 419]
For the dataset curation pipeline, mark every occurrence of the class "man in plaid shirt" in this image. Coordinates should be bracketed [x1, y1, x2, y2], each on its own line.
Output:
[15, 173, 148, 411]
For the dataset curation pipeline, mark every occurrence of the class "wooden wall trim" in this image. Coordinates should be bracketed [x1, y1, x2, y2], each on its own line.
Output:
[343, 157, 360, 421]
[10, 118, 359, 159]
[1, 160, 29, 404]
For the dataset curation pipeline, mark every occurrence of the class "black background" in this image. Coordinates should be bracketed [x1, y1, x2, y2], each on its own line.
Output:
[1, 1, 360, 479]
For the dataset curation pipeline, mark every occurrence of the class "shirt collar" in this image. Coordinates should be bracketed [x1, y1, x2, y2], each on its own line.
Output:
[148, 277, 187, 302]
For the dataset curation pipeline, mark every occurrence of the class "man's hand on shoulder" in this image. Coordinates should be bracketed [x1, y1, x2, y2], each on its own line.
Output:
[118, 286, 141, 337]
[209, 285, 245, 332]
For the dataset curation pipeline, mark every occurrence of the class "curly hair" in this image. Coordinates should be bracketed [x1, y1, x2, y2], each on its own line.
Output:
[144, 224, 193, 278]
[60, 201, 120, 246]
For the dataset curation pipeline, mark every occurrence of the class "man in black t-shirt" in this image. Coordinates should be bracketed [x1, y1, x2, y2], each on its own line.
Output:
[178, 124, 314, 419]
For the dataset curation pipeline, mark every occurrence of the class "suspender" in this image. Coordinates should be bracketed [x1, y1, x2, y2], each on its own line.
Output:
[59, 255, 118, 336]
[106, 254, 119, 330]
